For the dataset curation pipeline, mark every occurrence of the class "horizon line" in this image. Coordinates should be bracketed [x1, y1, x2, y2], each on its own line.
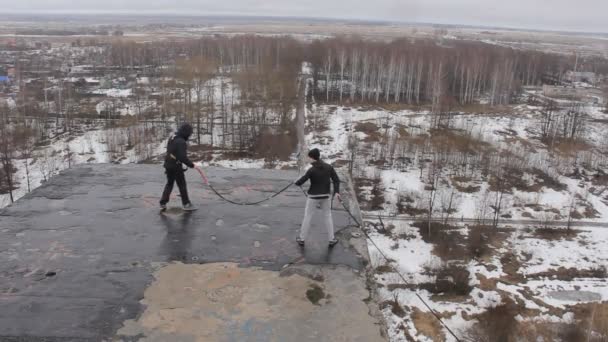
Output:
[3, 11, 608, 36]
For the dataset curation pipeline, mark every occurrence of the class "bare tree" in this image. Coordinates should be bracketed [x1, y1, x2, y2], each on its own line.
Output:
[440, 188, 458, 225]
[188, 56, 217, 144]
[16, 123, 35, 193]
[566, 191, 577, 231]
[475, 190, 492, 226]
[347, 131, 358, 178]
[324, 50, 333, 102]
[65, 142, 74, 169]
[425, 156, 442, 236]
[0, 117, 16, 203]
[603, 87, 608, 114]
[338, 47, 347, 102]
[489, 162, 509, 228]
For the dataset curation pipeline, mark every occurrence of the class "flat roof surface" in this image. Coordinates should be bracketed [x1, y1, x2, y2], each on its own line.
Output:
[0, 165, 384, 341]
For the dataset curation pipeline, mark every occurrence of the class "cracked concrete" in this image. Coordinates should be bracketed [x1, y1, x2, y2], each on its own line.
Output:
[0, 164, 385, 341]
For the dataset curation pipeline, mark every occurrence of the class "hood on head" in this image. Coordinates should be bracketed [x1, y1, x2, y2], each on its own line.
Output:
[308, 148, 321, 161]
[177, 123, 193, 140]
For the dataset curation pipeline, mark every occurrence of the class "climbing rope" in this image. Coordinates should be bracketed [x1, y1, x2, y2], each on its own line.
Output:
[337, 198, 465, 342]
[207, 181, 295, 206]
[196, 167, 295, 206]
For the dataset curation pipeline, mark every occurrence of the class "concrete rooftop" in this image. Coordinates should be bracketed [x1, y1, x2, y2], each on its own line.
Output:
[0, 164, 385, 341]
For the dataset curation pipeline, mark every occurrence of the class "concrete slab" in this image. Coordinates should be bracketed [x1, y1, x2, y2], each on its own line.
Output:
[0, 165, 385, 341]
[118, 263, 383, 342]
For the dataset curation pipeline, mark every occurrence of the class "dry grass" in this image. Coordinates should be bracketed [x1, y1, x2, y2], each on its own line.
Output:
[419, 264, 473, 297]
[468, 225, 509, 260]
[354, 122, 382, 142]
[591, 172, 608, 186]
[533, 227, 580, 241]
[487, 167, 566, 193]
[370, 102, 427, 112]
[504, 136, 538, 153]
[380, 294, 407, 318]
[529, 168, 568, 192]
[375, 264, 394, 274]
[428, 128, 494, 154]
[396, 193, 428, 216]
[466, 300, 608, 342]
[477, 275, 498, 291]
[500, 252, 525, 283]
[549, 137, 593, 156]
[516, 321, 575, 342]
[466, 298, 519, 342]
[581, 202, 601, 219]
[452, 176, 482, 193]
[527, 266, 607, 281]
[453, 103, 516, 114]
[253, 127, 298, 162]
[570, 302, 608, 341]
[412, 307, 446, 341]
[412, 222, 470, 261]
[354, 177, 385, 211]
[216, 150, 253, 160]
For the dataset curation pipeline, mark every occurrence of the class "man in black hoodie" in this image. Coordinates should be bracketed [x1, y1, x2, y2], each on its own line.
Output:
[295, 148, 341, 247]
[160, 123, 198, 211]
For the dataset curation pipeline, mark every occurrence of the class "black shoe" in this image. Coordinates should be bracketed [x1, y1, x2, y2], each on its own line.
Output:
[329, 238, 339, 247]
[296, 237, 305, 246]
[160, 204, 167, 212]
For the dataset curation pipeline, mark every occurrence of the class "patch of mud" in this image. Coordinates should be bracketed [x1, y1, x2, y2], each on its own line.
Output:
[306, 284, 326, 305]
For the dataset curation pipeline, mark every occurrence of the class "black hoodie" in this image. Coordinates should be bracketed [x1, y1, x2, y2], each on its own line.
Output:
[163, 124, 195, 170]
[296, 160, 340, 197]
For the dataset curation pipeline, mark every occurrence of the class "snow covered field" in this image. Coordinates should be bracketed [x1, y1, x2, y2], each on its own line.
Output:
[302, 103, 608, 341]
[366, 220, 608, 341]
[305, 104, 608, 222]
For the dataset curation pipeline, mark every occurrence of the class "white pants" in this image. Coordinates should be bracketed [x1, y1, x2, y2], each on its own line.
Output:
[299, 197, 335, 241]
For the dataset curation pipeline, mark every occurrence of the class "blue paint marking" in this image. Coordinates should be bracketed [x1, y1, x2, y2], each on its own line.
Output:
[226, 318, 274, 342]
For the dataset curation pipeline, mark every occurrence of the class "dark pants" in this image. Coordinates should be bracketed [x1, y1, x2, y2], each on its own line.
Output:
[160, 169, 190, 206]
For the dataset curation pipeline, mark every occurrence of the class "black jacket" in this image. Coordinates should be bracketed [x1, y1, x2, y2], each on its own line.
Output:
[296, 160, 340, 196]
[163, 125, 195, 171]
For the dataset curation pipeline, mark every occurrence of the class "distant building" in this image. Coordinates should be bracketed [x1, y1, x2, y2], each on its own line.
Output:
[84, 78, 100, 86]
[543, 85, 604, 104]
[0, 96, 16, 110]
[565, 71, 598, 85]
[69, 65, 95, 76]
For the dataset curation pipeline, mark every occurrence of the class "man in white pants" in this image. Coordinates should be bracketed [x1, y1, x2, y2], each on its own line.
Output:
[295, 148, 341, 247]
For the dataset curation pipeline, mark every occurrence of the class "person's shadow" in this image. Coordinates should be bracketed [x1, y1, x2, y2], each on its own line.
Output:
[159, 211, 196, 263]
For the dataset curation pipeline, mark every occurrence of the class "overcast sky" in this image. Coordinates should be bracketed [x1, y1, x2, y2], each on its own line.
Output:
[4, 0, 608, 33]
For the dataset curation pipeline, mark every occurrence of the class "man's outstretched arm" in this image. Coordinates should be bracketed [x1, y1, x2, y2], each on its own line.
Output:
[295, 169, 311, 186]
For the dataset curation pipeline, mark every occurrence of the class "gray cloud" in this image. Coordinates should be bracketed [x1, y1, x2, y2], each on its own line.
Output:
[3, 0, 608, 33]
